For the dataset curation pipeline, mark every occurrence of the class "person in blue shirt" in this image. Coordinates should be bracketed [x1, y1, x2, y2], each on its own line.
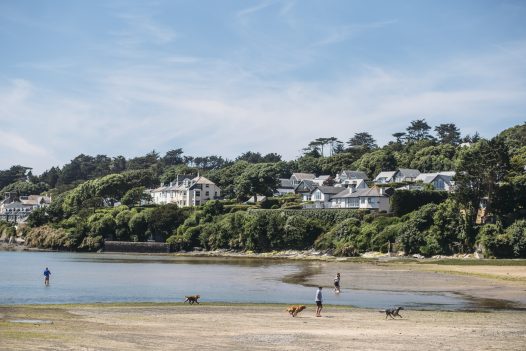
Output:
[315, 286, 323, 317]
[43, 267, 51, 286]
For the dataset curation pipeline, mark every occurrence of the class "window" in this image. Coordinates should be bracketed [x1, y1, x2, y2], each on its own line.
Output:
[314, 191, 322, 200]
[195, 191, 201, 196]
[205, 184, 209, 188]
[205, 191, 209, 196]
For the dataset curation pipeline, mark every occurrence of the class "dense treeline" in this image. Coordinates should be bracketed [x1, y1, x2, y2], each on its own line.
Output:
[2, 120, 526, 257]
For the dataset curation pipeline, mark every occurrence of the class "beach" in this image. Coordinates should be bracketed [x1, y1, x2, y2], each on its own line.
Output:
[1, 303, 525, 350]
[1, 252, 526, 350]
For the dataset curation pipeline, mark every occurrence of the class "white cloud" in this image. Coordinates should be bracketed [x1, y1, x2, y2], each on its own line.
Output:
[1, 22, 525, 173]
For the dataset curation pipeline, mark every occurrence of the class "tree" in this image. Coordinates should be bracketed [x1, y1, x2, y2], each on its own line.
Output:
[235, 151, 281, 163]
[110, 156, 127, 173]
[454, 137, 510, 242]
[234, 163, 280, 202]
[347, 132, 377, 150]
[409, 144, 457, 172]
[392, 132, 406, 144]
[352, 150, 397, 179]
[435, 123, 461, 145]
[126, 150, 160, 170]
[163, 148, 184, 166]
[406, 119, 433, 142]
[121, 186, 151, 207]
[0, 165, 31, 189]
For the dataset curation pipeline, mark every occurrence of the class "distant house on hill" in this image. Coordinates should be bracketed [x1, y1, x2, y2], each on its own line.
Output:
[149, 175, 220, 207]
[309, 186, 344, 208]
[374, 168, 420, 184]
[0, 192, 51, 223]
[416, 171, 455, 191]
[335, 170, 368, 183]
[275, 179, 295, 196]
[290, 173, 316, 186]
[294, 179, 318, 201]
[330, 186, 392, 212]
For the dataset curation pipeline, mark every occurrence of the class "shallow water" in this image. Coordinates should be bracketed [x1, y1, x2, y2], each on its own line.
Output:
[0, 251, 492, 310]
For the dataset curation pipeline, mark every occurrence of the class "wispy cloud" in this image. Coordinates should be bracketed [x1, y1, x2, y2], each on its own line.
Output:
[313, 20, 398, 47]
[237, 0, 274, 19]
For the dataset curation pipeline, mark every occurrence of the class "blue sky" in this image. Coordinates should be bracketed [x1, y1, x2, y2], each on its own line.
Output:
[1, 0, 525, 173]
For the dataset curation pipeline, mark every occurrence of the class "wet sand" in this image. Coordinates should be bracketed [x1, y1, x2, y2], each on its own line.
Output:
[1, 304, 525, 351]
[293, 261, 526, 308]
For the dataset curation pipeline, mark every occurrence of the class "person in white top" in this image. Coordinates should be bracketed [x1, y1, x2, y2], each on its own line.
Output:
[315, 286, 323, 317]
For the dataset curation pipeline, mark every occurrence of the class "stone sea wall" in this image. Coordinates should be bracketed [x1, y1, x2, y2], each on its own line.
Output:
[104, 241, 171, 253]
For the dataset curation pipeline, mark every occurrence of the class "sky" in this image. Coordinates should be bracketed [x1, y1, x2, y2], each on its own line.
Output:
[1, 0, 525, 173]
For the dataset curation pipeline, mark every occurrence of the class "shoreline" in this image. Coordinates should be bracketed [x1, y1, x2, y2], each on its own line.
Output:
[1, 303, 525, 350]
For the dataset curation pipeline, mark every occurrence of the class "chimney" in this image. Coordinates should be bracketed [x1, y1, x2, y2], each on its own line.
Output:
[379, 187, 384, 195]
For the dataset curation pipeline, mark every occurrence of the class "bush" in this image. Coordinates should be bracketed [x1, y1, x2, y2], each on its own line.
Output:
[25, 225, 75, 250]
[390, 190, 448, 216]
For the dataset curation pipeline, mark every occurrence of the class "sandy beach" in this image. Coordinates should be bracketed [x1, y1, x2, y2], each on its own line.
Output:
[1, 252, 525, 350]
[1, 303, 525, 351]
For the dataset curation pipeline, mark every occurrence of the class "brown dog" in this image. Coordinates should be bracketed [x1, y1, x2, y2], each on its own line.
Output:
[287, 305, 306, 317]
[184, 295, 200, 304]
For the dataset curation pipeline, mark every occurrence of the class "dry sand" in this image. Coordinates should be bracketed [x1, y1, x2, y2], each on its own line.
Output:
[1, 304, 525, 351]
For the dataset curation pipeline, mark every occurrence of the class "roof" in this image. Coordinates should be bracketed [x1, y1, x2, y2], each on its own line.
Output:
[192, 176, 215, 185]
[416, 172, 455, 184]
[312, 186, 344, 195]
[291, 173, 316, 181]
[295, 179, 317, 192]
[341, 170, 369, 180]
[331, 186, 390, 199]
[278, 179, 294, 189]
[374, 171, 397, 181]
[397, 168, 421, 179]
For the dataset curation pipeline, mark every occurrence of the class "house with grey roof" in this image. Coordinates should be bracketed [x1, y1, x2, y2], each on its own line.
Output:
[275, 178, 296, 196]
[309, 186, 346, 208]
[335, 170, 369, 183]
[374, 168, 421, 184]
[330, 186, 392, 212]
[290, 173, 316, 186]
[374, 171, 397, 184]
[415, 171, 455, 192]
[0, 192, 51, 223]
[294, 180, 318, 201]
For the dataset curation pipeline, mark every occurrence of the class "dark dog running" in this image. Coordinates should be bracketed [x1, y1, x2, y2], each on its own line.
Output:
[184, 295, 200, 304]
[380, 306, 404, 319]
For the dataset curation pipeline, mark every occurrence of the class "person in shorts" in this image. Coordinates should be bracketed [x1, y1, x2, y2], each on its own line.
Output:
[43, 267, 51, 286]
[315, 286, 323, 317]
[334, 272, 341, 293]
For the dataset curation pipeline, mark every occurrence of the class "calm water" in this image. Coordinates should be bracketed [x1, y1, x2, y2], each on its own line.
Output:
[0, 251, 474, 310]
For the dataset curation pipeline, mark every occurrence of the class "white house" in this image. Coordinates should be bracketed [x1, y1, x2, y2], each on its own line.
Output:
[415, 171, 455, 192]
[149, 175, 221, 207]
[334, 170, 368, 184]
[374, 171, 397, 184]
[0, 192, 51, 222]
[294, 180, 318, 201]
[309, 186, 345, 208]
[374, 168, 421, 184]
[330, 187, 391, 212]
[290, 173, 316, 186]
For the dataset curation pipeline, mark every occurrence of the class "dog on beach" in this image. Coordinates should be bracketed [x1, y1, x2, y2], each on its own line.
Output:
[379, 306, 404, 319]
[184, 295, 200, 304]
[287, 305, 306, 317]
